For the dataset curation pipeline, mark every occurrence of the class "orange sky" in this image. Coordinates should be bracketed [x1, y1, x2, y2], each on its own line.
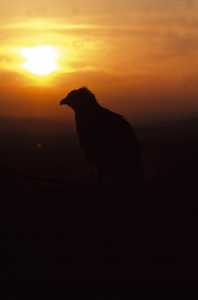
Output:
[0, 0, 198, 123]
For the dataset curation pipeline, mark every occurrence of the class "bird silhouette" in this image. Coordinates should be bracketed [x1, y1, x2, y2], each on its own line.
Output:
[60, 87, 143, 186]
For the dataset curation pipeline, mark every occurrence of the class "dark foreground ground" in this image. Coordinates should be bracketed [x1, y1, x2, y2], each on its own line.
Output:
[0, 116, 198, 287]
[1, 177, 197, 285]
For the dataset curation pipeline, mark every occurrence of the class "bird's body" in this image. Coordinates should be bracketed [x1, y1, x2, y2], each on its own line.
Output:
[60, 87, 143, 185]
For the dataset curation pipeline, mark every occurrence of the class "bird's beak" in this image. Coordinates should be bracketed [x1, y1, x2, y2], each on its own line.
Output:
[60, 98, 66, 105]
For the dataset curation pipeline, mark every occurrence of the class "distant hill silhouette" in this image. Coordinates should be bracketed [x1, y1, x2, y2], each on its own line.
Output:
[0, 114, 198, 282]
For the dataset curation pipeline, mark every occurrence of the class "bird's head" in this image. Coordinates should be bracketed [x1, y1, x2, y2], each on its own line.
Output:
[60, 87, 97, 111]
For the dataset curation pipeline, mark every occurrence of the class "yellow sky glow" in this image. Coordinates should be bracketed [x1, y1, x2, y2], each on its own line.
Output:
[0, 0, 198, 122]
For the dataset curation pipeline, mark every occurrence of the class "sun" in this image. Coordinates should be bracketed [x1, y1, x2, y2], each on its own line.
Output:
[21, 45, 59, 76]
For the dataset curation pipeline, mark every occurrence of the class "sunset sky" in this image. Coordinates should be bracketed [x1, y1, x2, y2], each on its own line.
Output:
[0, 0, 198, 124]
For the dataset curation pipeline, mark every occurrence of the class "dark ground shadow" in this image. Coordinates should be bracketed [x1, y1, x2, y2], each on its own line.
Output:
[0, 175, 197, 285]
[0, 116, 198, 287]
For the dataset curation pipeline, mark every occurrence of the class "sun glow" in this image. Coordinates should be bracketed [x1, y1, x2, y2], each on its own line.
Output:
[21, 45, 59, 76]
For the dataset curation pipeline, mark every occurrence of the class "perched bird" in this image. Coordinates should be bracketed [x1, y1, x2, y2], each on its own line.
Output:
[60, 87, 143, 186]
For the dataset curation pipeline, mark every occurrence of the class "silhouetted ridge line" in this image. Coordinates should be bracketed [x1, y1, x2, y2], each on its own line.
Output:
[0, 164, 70, 186]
